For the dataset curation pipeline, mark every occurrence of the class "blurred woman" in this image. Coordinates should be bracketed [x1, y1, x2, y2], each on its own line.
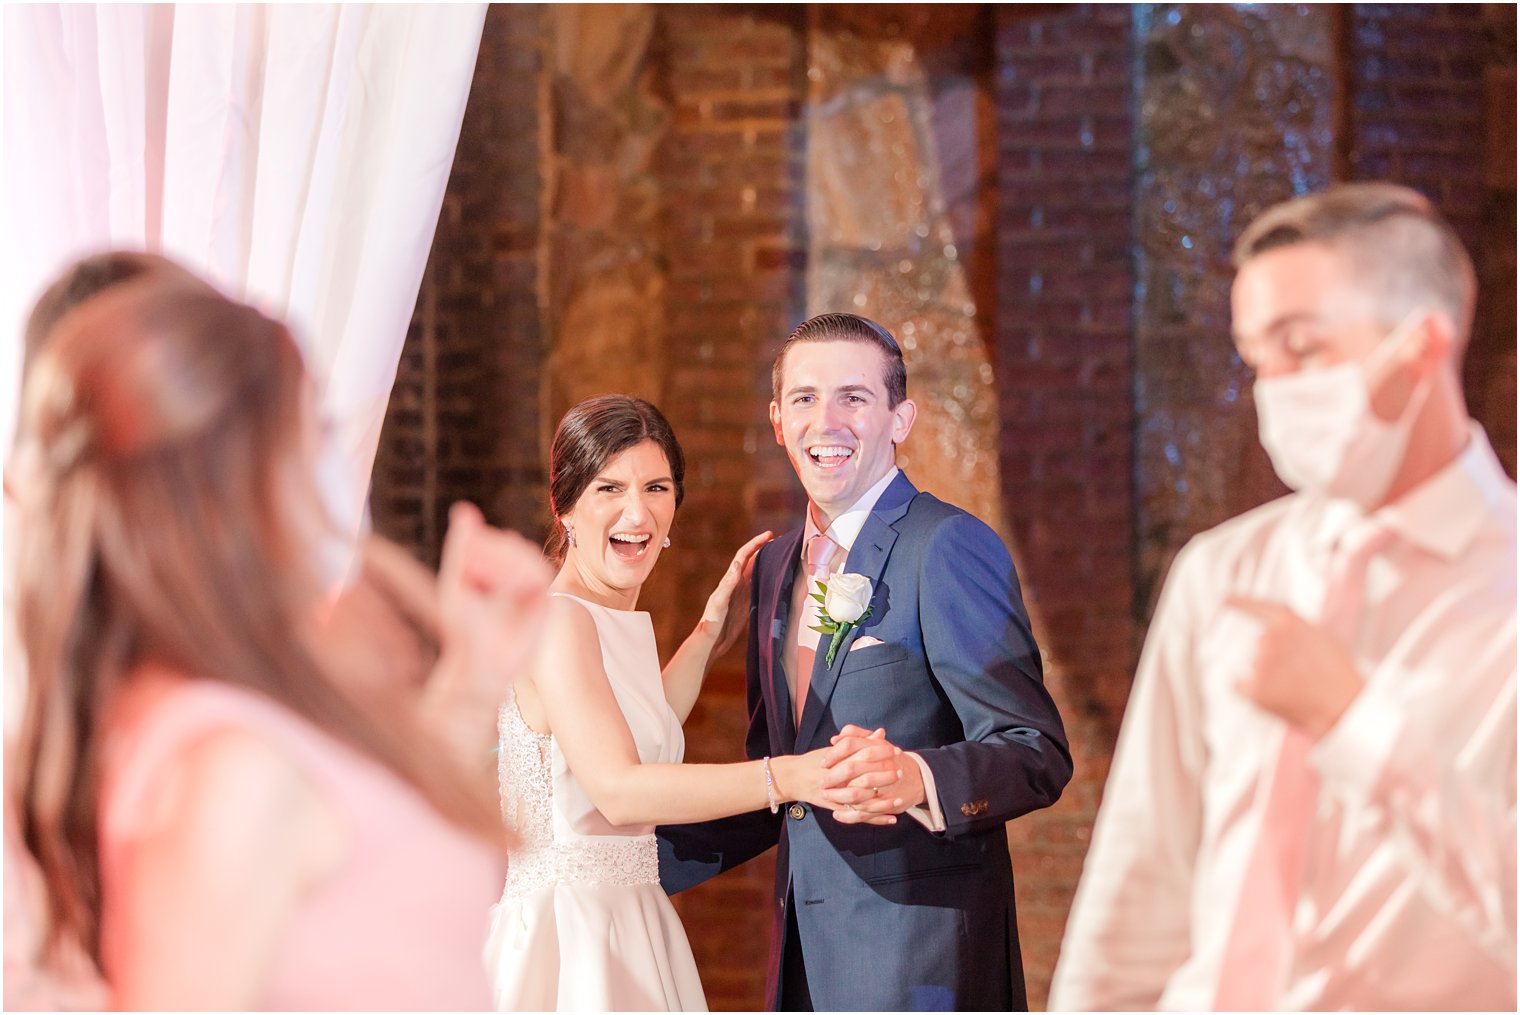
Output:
[4, 251, 195, 1011]
[13, 270, 548, 1009]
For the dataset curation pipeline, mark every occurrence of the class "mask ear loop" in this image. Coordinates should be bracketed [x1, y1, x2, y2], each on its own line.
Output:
[1363, 308, 1434, 424]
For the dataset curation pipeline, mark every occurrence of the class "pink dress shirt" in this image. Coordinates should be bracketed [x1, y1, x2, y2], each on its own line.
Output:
[1050, 424, 1516, 1011]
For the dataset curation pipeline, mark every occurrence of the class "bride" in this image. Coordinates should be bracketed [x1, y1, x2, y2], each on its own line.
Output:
[488, 395, 901, 1011]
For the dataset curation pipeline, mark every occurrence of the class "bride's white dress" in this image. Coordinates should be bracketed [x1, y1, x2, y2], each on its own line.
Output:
[487, 593, 708, 1012]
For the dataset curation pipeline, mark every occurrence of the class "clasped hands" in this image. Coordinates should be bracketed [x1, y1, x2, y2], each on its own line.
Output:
[802, 724, 927, 826]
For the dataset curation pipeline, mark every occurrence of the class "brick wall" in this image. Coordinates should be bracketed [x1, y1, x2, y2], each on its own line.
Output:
[993, 6, 1137, 1007]
[1476, 3, 1518, 479]
[648, 6, 808, 656]
[372, 5, 549, 563]
[1344, 3, 1517, 478]
[653, 9, 809, 1010]
[1345, 5, 1487, 246]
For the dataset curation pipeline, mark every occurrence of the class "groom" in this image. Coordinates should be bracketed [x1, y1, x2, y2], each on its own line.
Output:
[659, 313, 1071, 1011]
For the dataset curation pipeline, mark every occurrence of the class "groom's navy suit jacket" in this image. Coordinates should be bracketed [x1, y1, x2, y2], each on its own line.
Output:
[659, 473, 1071, 1011]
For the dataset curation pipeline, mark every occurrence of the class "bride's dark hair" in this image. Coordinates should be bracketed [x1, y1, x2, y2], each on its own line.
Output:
[546, 395, 685, 563]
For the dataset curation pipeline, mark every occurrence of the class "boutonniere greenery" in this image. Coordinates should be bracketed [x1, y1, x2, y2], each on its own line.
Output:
[810, 573, 874, 666]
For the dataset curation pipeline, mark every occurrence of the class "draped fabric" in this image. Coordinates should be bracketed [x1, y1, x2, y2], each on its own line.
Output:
[2, 3, 487, 570]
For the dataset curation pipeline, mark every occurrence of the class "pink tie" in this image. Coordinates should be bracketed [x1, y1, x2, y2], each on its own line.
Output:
[794, 533, 839, 725]
[1215, 521, 1392, 1010]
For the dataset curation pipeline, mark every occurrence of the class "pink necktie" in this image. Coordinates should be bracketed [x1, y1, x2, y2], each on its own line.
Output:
[1215, 521, 1392, 1010]
[794, 533, 839, 725]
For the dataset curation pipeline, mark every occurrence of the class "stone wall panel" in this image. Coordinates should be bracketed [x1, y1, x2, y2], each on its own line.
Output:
[808, 8, 1004, 534]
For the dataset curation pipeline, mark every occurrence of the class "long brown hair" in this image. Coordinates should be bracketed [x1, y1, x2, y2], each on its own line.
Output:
[14, 274, 498, 963]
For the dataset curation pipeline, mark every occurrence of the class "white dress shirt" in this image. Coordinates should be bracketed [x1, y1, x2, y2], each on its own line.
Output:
[1050, 424, 1516, 1011]
[788, 466, 947, 833]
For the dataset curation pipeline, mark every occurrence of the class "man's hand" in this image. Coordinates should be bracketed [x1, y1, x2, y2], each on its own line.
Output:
[820, 724, 926, 824]
[1226, 596, 1366, 739]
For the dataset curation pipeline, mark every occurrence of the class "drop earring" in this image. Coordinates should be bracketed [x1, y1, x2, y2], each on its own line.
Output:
[564, 523, 577, 548]
[662, 536, 672, 549]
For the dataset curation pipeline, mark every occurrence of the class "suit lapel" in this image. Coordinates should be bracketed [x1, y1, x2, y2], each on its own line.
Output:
[794, 473, 917, 748]
[762, 528, 804, 750]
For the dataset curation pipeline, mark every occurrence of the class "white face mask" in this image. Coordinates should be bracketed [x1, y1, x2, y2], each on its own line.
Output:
[1253, 315, 1430, 508]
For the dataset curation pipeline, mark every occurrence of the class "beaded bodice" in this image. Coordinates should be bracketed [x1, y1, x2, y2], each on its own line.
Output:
[495, 595, 683, 900]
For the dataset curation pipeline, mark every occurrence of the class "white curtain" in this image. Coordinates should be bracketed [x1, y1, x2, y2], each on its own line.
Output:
[1, 3, 487, 569]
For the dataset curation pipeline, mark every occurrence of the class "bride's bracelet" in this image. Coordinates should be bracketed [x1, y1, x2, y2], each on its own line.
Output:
[762, 756, 779, 814]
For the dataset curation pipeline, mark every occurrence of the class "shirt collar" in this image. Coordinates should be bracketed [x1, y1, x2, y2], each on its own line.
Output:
[1374, 422, 1511, 560]
[801, 467, 901, 556]
[1306, 422, 1510, 560]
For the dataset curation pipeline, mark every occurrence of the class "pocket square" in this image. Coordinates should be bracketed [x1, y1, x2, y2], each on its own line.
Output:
[849, 636, 886, 651]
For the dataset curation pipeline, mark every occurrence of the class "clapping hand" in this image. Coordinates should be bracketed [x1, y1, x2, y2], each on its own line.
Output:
[436, 501, 554, 703]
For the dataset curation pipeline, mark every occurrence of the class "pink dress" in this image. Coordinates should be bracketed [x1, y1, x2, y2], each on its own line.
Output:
[98, 675, 503, 1010]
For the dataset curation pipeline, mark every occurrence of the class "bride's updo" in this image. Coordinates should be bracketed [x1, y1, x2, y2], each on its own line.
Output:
[546, 395, 685, 563]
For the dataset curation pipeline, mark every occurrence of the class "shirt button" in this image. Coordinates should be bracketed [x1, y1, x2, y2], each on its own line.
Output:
[788, 803, 806, 820]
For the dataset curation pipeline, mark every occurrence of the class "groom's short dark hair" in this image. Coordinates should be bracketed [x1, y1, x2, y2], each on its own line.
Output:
[773, 313, 908, 408]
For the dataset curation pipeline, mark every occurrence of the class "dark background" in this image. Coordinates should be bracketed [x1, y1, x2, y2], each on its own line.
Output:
[370, 5, 1516, 1008]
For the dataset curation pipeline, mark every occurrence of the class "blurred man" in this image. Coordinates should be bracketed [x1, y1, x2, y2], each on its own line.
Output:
[1050, 183, 1515, 1011]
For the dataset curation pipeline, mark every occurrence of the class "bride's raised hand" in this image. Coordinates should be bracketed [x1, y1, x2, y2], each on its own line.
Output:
[699, 530, 774, 658]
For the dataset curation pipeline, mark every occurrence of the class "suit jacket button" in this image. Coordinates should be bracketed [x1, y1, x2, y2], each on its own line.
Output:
[788, 803, 806, 820]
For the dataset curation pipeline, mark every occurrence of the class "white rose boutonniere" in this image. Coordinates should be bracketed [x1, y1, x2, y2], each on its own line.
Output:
[810, 573, 874, 666]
